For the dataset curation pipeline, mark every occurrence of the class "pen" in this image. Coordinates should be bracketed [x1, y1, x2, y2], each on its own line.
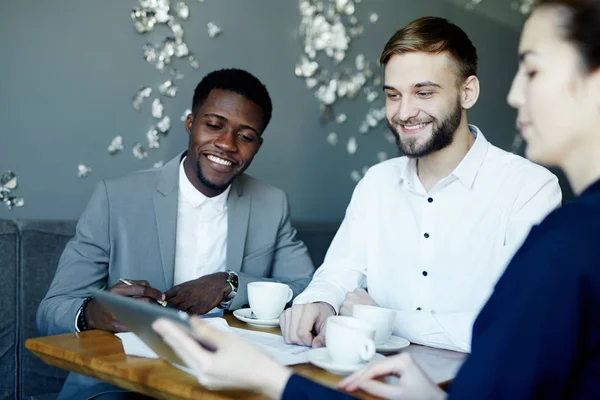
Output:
[119, 278, 167, 307]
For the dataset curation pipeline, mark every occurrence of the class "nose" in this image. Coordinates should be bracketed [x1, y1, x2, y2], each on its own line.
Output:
[507, 70, 524, 110]
[214, 130, 238, 152]
[397, 96, 419, 122]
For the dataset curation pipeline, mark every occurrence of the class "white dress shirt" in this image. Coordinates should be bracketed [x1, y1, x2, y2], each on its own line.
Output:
[293, 126, 562, 352]
[173, 158, 229, 285]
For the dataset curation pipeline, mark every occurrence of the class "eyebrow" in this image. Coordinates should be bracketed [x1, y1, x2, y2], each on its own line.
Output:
[412, 81, 442, 89]
[519, 50, 535, 62]
[203, 113, 259, 134]
[382, 81, 442, 91]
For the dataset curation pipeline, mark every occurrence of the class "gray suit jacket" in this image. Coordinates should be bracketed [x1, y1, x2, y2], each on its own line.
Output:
[37, 153, 314, 337]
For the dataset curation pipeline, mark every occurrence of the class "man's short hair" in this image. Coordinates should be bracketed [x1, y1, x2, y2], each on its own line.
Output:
[380, 16, 478, 83]
[192, 68, 273, 131]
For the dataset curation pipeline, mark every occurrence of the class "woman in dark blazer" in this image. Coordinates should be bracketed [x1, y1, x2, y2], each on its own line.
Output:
[154, 0, 600, 398]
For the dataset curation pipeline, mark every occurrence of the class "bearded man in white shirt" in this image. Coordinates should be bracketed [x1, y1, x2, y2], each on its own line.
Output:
[280, 16, 562, 353]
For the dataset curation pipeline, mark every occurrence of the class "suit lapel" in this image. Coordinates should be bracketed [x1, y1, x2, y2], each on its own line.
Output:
[153, 154, 182, 289]
[226, 177, 250, 273]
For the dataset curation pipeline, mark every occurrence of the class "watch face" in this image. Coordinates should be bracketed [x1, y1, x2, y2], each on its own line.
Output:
[228, 272, 239, 289]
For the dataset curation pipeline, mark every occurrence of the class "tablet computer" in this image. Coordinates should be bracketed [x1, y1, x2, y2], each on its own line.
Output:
[93, 290, 217, 365]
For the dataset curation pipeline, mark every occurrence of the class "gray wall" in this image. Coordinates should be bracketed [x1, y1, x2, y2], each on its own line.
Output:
[0, 0, 566, 221]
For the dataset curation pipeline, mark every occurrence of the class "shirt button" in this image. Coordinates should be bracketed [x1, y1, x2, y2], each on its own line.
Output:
[422, 271, 428, 276]
[416, 307, 422, 310]
[427, 197, 433, 203]
[424, 233, 430, 238]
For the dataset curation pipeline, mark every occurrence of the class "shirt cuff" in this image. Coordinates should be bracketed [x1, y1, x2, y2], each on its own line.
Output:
[293, 290, 341, 314]
[74, 308, 82, 332]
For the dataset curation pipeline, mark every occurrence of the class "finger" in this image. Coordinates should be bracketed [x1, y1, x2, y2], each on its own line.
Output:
[339, 355, 406, 390]
[358, 379, 403, 399]
[289, 307, 305, 345]
[138, 285, 166, 302]
[281, 310, 295, 344]
[189, 316, 226, 347]
[279, 310, 287, 333]
[295, 307, 317, 346]
[111, 284, 161, 300]
[283, 308, 299, 344]
[311, 331, 326, 348]
[167, 295, 186, 309]
[165, 286, 178, 300]
[339, 303, 351, 316]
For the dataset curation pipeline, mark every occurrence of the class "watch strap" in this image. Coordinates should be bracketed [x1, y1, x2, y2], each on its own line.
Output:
[77, 297, 93, 331]
[219, 270, 239, 308]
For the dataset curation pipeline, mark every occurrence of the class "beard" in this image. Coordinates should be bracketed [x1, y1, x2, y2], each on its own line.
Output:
[387, 97, 463, 158]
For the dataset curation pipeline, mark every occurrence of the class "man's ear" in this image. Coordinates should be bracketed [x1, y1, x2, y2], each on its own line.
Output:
[185, 113, 194, 136]
[460, 75, 480, 110]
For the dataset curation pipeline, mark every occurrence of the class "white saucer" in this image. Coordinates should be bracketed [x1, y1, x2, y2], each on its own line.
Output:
[375, 335, 410, 354]
[308, 348, 386, 375]
[232, 308, 280, 328]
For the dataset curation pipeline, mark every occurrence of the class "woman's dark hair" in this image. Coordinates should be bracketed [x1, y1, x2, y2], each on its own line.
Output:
[535, 0, 600, 73]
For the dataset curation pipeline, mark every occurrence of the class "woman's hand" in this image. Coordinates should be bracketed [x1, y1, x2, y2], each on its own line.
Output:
[339, 353, 447, 400]
[153, 316, 292, 399]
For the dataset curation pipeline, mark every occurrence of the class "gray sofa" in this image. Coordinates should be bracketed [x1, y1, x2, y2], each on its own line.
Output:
[0, 219, 339, 400]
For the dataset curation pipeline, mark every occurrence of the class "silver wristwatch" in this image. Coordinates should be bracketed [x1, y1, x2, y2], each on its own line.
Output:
[219, 270, 239, 309]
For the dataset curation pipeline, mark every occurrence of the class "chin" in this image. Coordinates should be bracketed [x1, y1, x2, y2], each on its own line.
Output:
[525, 145, 552, 166]
[206, 177, 233, 190]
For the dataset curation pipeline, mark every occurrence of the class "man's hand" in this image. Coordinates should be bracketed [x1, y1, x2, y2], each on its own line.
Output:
[338, 353, 447, 400]
[165, 272, 230, 315]
[339, 288, 378, 316]
[86, 279, 165, 332]
[279, 302, 335, 348]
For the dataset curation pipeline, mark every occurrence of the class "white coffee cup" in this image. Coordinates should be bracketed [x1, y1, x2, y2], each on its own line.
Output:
[247, 282, 293, 320]
[326, 316, 376, 365]
[352, 304, 396, 345]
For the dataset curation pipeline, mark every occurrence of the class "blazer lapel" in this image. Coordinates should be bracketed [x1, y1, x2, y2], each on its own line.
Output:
[226, 177, 250, 273]
[153, 154, 182, 289]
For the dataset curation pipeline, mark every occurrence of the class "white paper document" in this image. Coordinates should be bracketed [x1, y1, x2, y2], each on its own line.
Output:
[231, 327, 311, 365]
[116, 317, 310, 367]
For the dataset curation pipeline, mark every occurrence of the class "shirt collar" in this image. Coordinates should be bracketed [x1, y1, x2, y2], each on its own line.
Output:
[450, 124, 489, 189]
[178, 157, 230, 211]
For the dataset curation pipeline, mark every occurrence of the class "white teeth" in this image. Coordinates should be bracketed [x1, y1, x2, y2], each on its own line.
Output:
[207, 155, 232, 166]
[404, 122, 429, 130]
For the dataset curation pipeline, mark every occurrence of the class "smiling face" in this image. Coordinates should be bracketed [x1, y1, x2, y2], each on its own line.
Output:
[507, 7, 600, 167]
[184, 89, 264, 197]
[384, 52, 471, 158]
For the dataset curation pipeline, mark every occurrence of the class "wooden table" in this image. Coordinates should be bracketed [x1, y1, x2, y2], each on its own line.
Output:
[26, 314, 466, 399]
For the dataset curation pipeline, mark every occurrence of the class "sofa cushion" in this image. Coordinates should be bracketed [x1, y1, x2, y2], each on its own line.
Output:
[17, 221, 76, 400]
[0, 220, 18, 400]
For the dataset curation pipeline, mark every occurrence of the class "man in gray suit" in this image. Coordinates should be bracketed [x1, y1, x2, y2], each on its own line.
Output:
[37, 68, 314, 399]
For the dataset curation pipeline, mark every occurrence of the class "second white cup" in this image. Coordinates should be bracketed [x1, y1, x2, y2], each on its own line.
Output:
[247, 282, 293, 320]
[352, 304, 396, 345]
